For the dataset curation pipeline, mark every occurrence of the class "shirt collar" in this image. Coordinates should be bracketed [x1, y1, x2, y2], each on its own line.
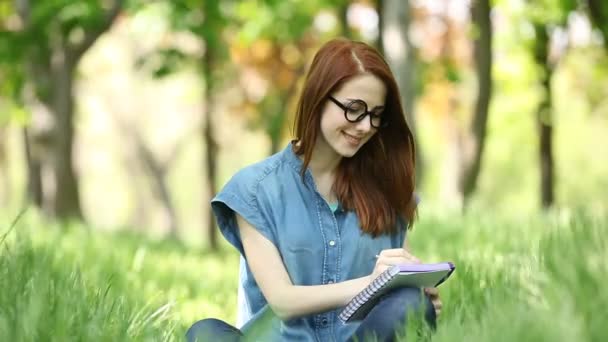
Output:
[281, 140, 344, 211]
[282, 140, 305, 173]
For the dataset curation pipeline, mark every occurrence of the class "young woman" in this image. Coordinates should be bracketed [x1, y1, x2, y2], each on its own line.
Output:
[187, 38, 441, 342]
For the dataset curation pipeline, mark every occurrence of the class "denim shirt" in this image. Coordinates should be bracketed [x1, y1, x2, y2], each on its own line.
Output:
[211, 142, 407, 342]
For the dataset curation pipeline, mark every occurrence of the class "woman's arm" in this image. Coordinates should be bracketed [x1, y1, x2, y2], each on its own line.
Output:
[236, 213, 371, 321]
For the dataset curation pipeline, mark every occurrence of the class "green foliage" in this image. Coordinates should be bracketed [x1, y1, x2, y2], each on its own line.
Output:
[585, 0, 608, 47]
[0, 213, 239, 341]
[232, 0, 324, 44]
[0, 232, 170, 340]
[525, 0, 577, 25]
[1, 207, 606, 341]
[522, 0, 575, 69]
[540, 214, 608, 341]
[0, 0, 127, 120]
[133, 1, 230, 81]
[0, 2, 25, 105]
[148, 0, 341, 75]
[405, 207, 608, 342]
[1, 0, 121, 63]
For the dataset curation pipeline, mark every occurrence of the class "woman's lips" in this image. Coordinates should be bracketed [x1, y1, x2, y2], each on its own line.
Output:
[342, 131, 363, 145]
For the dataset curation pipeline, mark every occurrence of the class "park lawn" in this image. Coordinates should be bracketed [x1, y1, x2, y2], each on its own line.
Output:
[0, 208, 606, 341]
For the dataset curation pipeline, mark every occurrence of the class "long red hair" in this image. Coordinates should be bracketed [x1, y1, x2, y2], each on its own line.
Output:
[293, 38, 417, 236]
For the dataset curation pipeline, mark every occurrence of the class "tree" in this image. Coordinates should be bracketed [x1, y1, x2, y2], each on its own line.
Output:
[0, 124, 8, 207]
[415, 2, 478, 208]
[145, 0, 347, 247]
[458, 0, 493, 206]
[379, 0, 424, 185]
[199, 0, 224, 250]
[339, 1, 353, 39]
[112, 114, 184, 238]
[3, 0, 125, 220]
[197, 0, 320, 245]
[531, 22, 555, 208]
[526, 0, 576, 208]
[1, 2, 42, 209]
[230, 0, 332, 155]
[585, 0, 608, 51]
[141, 0, 230, 249]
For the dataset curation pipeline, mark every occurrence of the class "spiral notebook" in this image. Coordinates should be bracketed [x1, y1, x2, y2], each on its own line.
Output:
[339, 262, 455, 323]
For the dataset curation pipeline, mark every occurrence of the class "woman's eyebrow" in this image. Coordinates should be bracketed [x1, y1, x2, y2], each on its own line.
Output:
[345, 98, 385, 110]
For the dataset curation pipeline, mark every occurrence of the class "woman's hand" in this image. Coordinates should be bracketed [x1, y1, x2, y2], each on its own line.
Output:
[424, 287, 442, 317]
[371, 249, 443, 317]
[370, 248, 421, 281]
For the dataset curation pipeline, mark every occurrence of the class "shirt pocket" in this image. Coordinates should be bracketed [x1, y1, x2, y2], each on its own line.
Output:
[278, 221, 324, 284]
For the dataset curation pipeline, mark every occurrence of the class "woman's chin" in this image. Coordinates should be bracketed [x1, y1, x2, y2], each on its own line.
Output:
[335, 144, 361, 158]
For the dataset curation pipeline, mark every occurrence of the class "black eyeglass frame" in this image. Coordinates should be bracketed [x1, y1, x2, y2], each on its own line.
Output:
[327, 95, 388, 129]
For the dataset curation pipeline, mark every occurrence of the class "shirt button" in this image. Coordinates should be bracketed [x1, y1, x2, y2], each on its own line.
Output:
[321, 318, 328, 326]
[329, 240, 336, 246]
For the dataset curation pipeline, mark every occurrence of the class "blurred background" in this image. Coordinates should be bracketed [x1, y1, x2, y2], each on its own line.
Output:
[2, 1, 608, 340]
[1, 0, 607, 247]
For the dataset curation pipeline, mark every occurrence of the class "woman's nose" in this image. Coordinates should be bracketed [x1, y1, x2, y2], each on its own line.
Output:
[353, 115, 373, 133]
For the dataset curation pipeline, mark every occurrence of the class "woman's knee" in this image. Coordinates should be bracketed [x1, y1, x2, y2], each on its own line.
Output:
[382, 286, 425, 308]
[386, 286, 422, 299]
[382, 287, 436, 328]
[186, 318, 241, 342]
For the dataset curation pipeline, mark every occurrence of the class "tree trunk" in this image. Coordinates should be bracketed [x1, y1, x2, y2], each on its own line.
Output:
[50, 0, 124, 219]
[586, 0, 608, 52]
[111, 109, 180, 236]
[16, 0, 123, 221]
[133, 133, 180, 238]
[339, 2, 352, 39]
[49, 55, 83, 219]
[379, 0, 423, 184]
[376, 0, 384, 55]
[202, 52, 219, 250]
[22, 126, 44, 208]
[458, 0, 493, 205]
[532, 23, 555, 208]
[538, 100, 554, 208]
[123, 148, 149, 231]
[0, 126, 8, 207]
[16, 0, 63, 216]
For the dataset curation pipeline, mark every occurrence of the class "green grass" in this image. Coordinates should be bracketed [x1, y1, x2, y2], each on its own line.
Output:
[0, 211, 239, 341]
[1, 208, 606, 341]
[409, 207, 608, 342]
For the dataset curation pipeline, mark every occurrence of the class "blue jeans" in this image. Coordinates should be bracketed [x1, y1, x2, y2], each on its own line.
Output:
[186, 287, 436, 342]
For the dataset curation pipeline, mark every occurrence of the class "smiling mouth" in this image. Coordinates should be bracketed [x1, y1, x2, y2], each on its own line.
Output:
[342, 131, 363, 145]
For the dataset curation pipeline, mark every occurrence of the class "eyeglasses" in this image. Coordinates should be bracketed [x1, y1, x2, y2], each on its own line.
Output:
[327, 95, 388, 129]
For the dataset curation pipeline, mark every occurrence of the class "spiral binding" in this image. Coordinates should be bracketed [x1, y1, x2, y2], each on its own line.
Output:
[338, 265, 399, 323]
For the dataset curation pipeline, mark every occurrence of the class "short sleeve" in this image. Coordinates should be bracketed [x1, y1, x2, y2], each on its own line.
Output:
[211, 168, 276, 256]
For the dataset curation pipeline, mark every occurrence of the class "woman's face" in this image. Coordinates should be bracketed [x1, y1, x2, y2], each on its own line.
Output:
[318, 73, 387, 158]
